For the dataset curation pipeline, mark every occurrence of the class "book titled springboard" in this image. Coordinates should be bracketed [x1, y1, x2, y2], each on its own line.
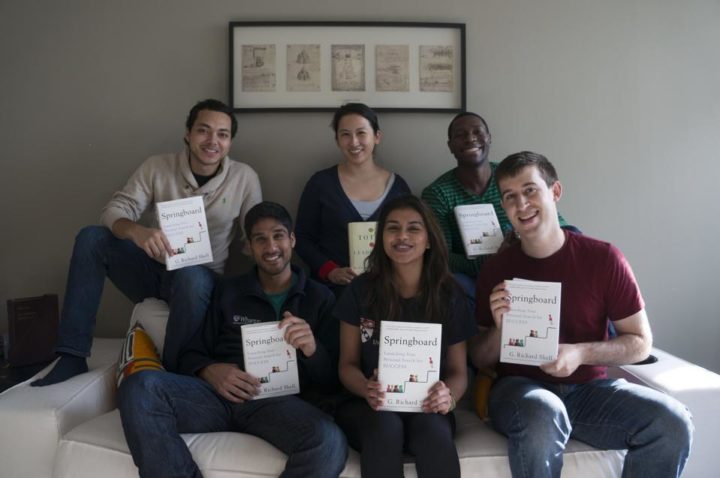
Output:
[500, 279, 561, 366]
[377, 321, 442, 412]
[156, 196, 213, 271]
[241, 322, 300, 399]
[348, 221, 377, 274]
[453, 204, 503, 258]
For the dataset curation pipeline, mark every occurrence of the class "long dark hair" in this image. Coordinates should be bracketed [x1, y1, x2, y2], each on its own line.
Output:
[364, 195, 457, 326]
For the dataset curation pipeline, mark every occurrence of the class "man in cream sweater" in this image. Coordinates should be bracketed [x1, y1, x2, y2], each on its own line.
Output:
[33, 99, 262, 386]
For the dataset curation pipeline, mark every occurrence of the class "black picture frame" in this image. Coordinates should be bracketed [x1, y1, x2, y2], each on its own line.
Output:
[229, 21, 466, 112]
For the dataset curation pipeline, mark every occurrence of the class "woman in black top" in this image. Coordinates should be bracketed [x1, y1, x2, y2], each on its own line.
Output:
[334, 195, 476, 477]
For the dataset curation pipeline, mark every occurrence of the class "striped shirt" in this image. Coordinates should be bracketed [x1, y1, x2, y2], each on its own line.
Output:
[421, 163, 566, 277]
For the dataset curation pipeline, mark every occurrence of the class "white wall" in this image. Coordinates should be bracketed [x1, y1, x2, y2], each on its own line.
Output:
[1, 0, 719, 372]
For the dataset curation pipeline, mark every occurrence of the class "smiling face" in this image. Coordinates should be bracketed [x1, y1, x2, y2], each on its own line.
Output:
[335, 113, 382, 166]
[184, 109, 233, 176]
[249, 218, 295, 281]
[382, 208, 429, 268]
[499, 165, 562, 240]
[447, 115, 491, 168]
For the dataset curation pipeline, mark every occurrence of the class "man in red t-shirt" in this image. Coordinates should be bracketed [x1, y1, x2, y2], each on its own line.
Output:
[470, 151, 692, 478]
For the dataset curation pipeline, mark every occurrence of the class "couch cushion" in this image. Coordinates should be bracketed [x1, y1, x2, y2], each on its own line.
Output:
[0, 338, 124, 478]
[55, 407, 624, 478]
[127, 298, 169, 358]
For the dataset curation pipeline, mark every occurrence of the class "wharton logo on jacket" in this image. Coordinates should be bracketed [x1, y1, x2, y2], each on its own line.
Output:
[232, 315, 262, 326]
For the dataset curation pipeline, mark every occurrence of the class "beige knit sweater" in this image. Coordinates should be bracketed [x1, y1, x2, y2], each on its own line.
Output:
[100, 151, 262, 274]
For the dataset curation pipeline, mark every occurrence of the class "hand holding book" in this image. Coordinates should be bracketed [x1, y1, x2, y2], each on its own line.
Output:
[327, 266, 357, 286]
[279, 311, 317, 358]
[489, 281, 511, 329]
[199, 363, 261, 403]
[366, 369, 385, 411]
[422, 380, 454, 415]
[112, 219, 173, 260]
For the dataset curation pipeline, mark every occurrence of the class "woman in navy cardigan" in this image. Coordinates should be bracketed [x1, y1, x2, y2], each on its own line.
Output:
[295, 103, 411, 292]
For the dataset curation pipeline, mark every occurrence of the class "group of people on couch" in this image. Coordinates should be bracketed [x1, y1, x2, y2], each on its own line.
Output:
[32, 99, 693, 478]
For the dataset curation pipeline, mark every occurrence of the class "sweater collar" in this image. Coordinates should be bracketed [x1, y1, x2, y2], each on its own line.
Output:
[180, 149, 230, 193]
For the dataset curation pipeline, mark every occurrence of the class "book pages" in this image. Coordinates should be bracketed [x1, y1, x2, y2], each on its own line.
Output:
[156, 196, 213, 271]
[453, 204, 503, 258]
[500, 280, 561, 366]
[378, 321, 442, 412]
[348, 221, 377, 274]
[241, 322, 300, 399]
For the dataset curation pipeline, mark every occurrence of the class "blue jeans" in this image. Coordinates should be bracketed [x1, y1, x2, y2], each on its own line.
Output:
[56, 226, 216, 371]
[488, 376, 693, 478]
[118, 371, 348, 478]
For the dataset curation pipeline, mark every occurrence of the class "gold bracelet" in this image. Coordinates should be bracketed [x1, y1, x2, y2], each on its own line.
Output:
[448, 392, 457, 412]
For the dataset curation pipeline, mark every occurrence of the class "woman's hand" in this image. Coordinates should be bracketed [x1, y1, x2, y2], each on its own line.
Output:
[422, 380, 455, 415]
[366, 369, 385, 411]
[327, 267, 357, 285]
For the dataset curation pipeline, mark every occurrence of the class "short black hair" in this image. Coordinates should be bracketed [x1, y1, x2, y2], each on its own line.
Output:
[244, 201, 294, 239]
[331, 102, 380, 137]
[185, 99, 237, 138]
[496, 151, 559, 188]
[447, 112, 490, 140]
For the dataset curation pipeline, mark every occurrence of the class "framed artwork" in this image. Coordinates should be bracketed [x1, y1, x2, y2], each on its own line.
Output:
[229, 21, 466, 112]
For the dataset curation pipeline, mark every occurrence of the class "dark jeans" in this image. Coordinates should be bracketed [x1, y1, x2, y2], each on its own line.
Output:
[118, 370, 348, 478]
[488, 376, 693, 478]
[56, 226, 216, 371]
[335, 398, 459, 478]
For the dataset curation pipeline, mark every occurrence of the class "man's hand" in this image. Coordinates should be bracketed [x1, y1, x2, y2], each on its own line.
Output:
[279, 311, 317, 357]
[422, 380, 454, 415]
[489, 281, 511, 329]
[130, 225, 174, 260]
[199, 363, 261, 403]
[539, 343, 584, 377]
[366, 369, 385, 411]
[327, 267, 357, 286]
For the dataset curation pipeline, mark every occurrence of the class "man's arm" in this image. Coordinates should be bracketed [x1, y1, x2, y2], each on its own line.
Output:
[100, 157, 173, 259]
[111, 218, 172, 259]
[540, 309, 652, 377]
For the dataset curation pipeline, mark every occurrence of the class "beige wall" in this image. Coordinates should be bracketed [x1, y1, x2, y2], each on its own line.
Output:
[2, 0, 719, 372]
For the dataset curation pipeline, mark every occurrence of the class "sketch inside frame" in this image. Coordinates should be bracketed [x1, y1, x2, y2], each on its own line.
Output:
[375, 45, 409, 92]
[331, 45, 365, 92]
[287, 44, 321, 92]
[242, 44, 277, 92]
[419, 45, 454, 92]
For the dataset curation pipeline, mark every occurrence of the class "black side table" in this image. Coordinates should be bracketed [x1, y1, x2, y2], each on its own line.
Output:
[0, 360, 53, 393]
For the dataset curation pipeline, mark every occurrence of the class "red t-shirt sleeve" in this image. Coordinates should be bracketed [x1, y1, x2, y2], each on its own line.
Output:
[604, 244, 645, 321]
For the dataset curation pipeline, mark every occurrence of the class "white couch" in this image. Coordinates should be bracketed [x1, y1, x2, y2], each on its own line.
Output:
[1, 298, 718, 478]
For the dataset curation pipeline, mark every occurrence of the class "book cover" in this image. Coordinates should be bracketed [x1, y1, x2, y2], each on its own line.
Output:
[6, 294, 59, 367]
[377, 321, 442, 412]
[500, 279, 562, 366]
[453, 204, 503, 258]
[348, 221, 377, 274]
[241, 321, 300, 399]
[156, 196, 213, 271]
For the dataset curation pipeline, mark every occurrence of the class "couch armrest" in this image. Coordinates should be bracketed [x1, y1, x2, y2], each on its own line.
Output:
[0, 338, 123, 478]
[608, 348, 720, 478]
